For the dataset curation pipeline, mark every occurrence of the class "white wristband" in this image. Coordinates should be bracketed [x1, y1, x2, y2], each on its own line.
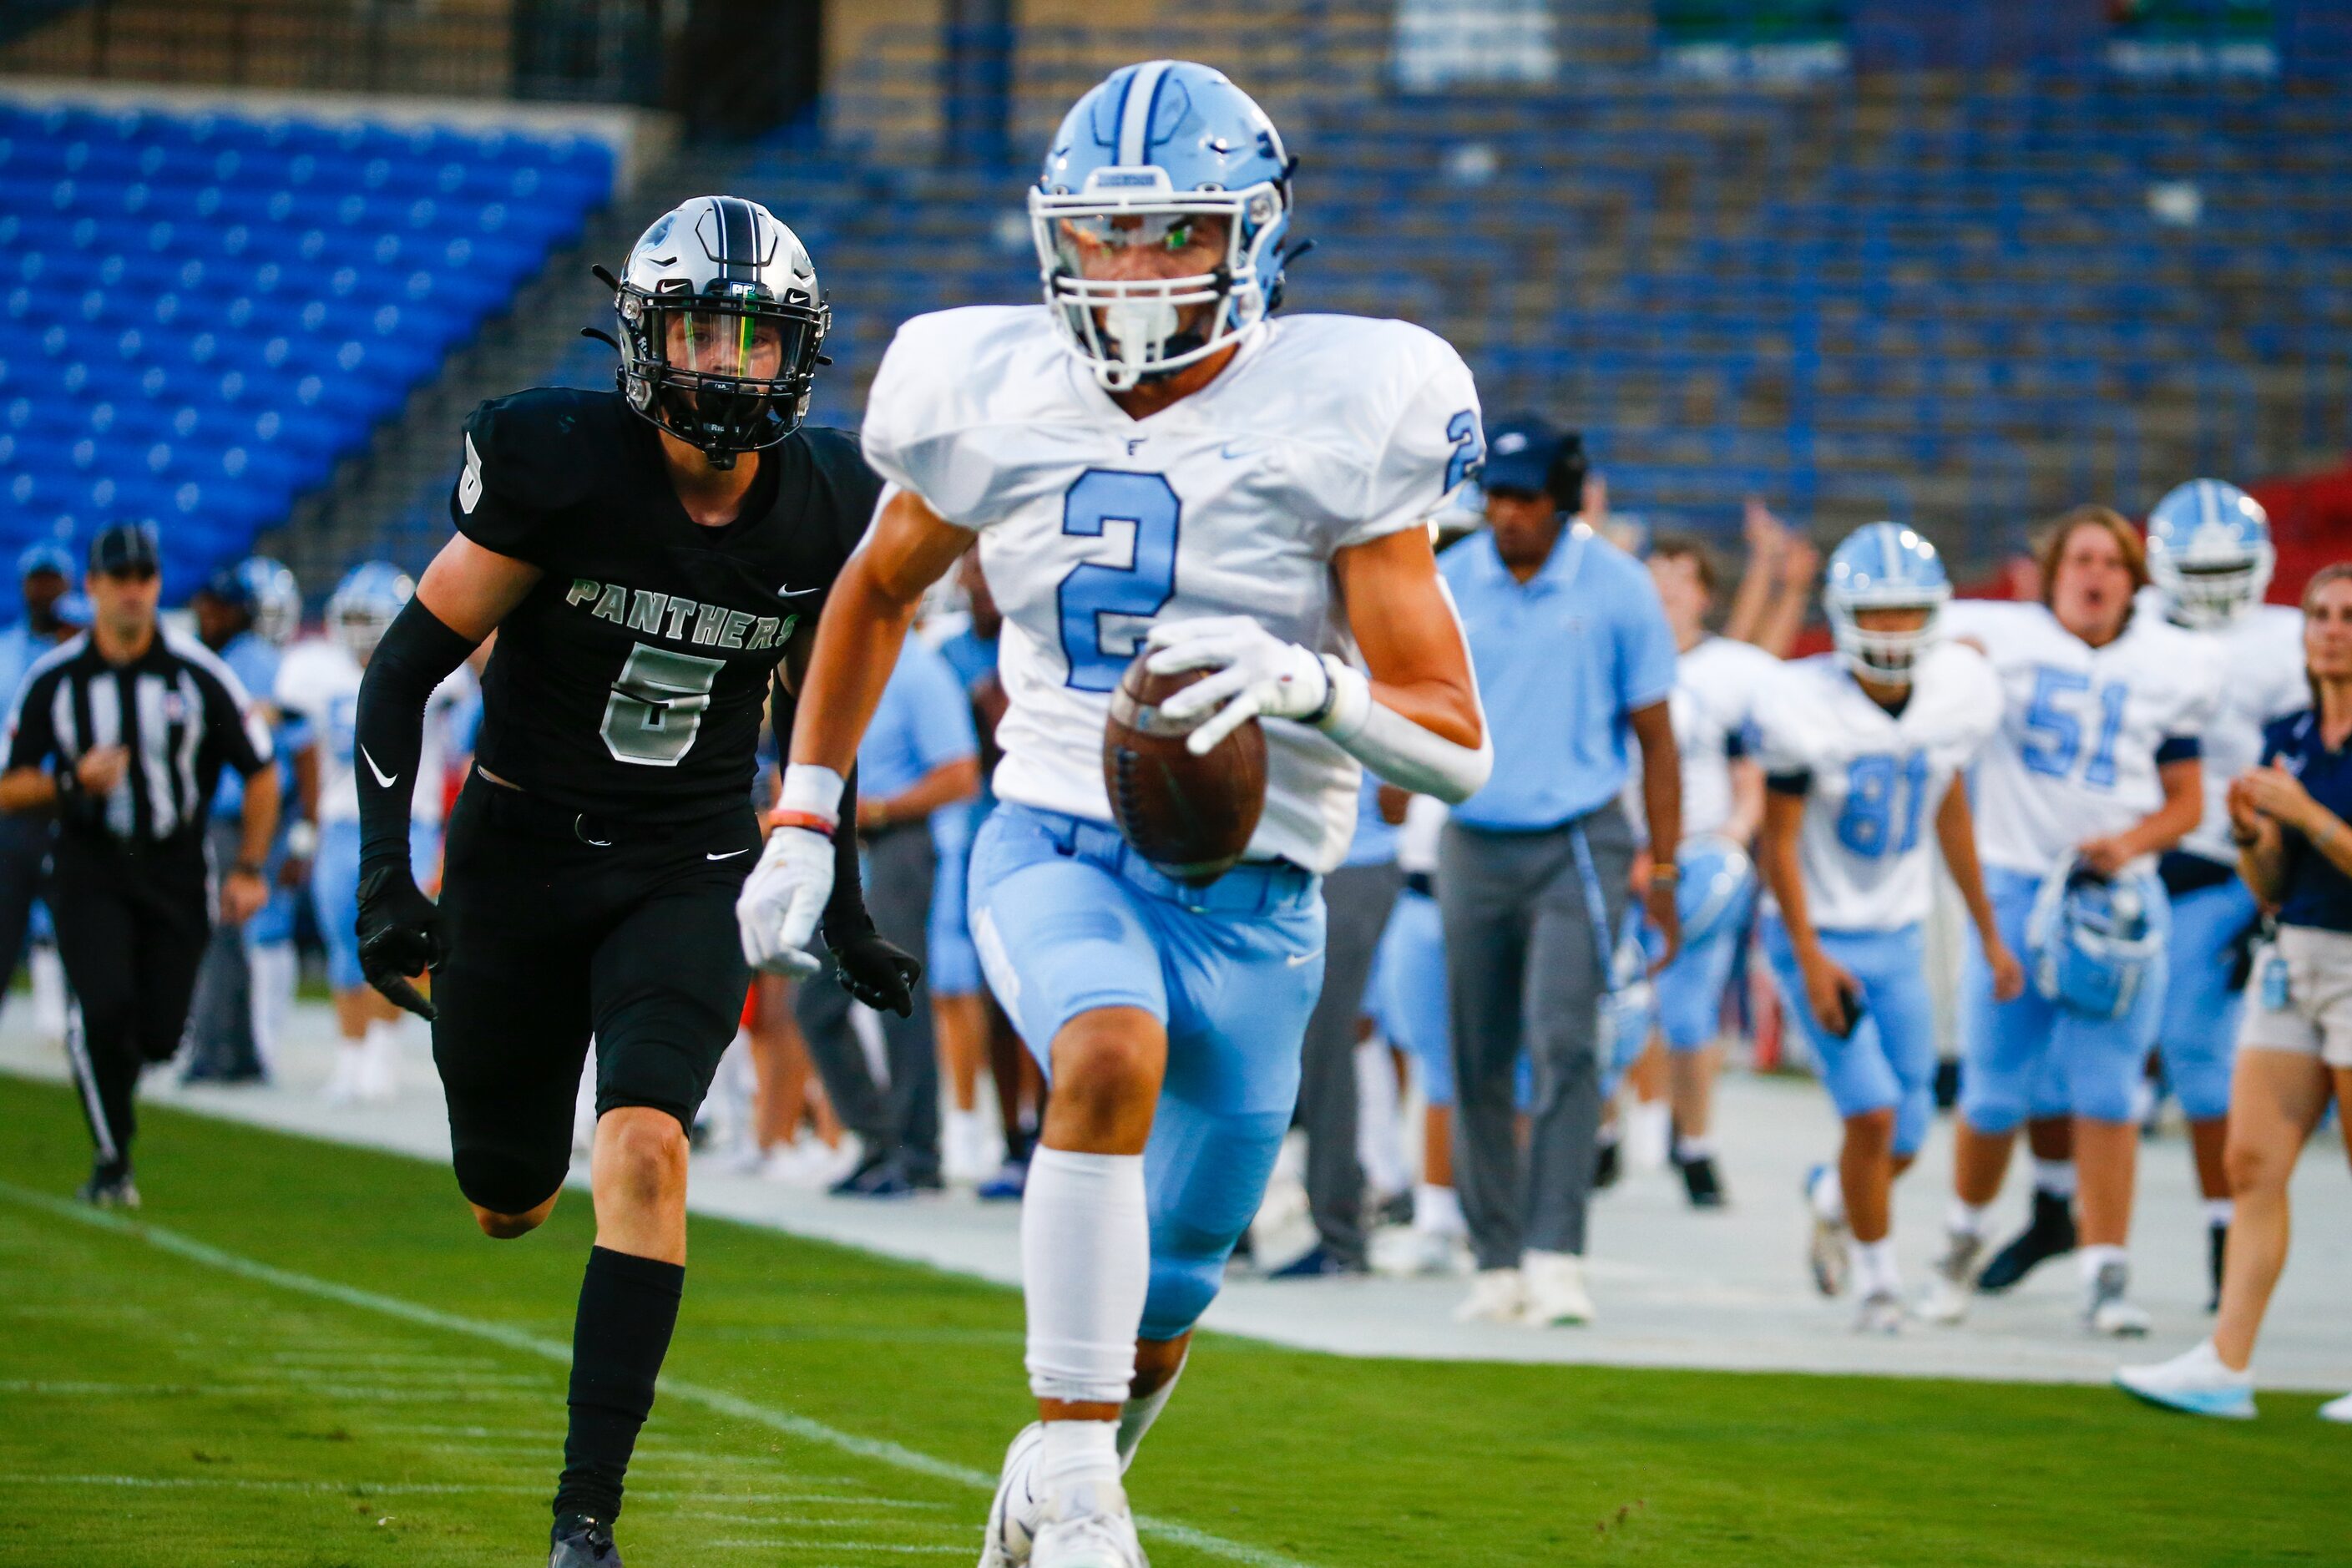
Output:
[1310, 654, 1491, 805]
[780, 762, 846, 828]
[1314, 655, 1374, 741]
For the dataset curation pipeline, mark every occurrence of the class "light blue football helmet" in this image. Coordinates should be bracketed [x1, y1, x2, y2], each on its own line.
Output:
[2026, 857, 2160, 1020]
[1030, 59, 1296, 391]
[1598, 907, 1657, 1085]
[2147, 478, 2273, 630]
[1823, 522, 1950, 684]
[1677, 832, 1755, 948]
[236, 555, 301, 646]
[326, 561, 413, 660]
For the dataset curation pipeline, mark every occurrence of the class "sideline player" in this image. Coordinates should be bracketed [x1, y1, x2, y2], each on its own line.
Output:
[349, 196, 917, 1566]
[735, 62, 1491, 1566]
[1639, 533, 1778, 1206]
[1754, 524, 2012, 1330]
[277, 562, 469, 1105]
[1924, 508, 2214, 1334]
[2137, 481, 2302, 1306]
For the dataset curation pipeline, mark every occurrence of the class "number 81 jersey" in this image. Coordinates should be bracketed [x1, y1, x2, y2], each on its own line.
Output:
[1753, 645, 2002, 931]
[862, 305, 1482, 873]
[448, 387, 880, 823]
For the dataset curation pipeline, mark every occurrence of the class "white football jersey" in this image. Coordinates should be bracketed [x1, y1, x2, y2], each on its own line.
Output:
[276, 639, 469, 825]
[1754, 645, 2001, 931]
[863, 306, 1483, 873]
[1647, 635, 1778, 842]
[2133, 589, 2306, 867]
[1943, 598, 2220, 877]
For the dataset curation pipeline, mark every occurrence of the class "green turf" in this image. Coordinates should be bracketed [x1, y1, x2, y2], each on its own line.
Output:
[1, 1072, 2345, 1566]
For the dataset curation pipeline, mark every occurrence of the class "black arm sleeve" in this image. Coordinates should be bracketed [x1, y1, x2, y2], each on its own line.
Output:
[357, 599, 479, 874]
[767, 670, 873, 940]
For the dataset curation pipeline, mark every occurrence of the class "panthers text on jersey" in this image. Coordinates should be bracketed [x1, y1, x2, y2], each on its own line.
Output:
[2134, 588, 2306, 867]
[276, 637, 470, 825]
[449, 388, 879, 823]
[860, 306, 1482, 873]
[1942, 598, 2220, 878]
[1755, 643, 2002, 931]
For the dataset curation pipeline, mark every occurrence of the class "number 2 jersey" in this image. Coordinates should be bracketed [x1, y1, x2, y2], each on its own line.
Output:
[859, 306, 1482, 873]
[1754, 644, 2002, 931]
[1941, 599, 2220, 878]
[447, 387, 880, 823]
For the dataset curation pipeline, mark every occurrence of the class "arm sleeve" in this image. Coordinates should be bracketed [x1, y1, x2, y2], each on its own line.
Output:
[5, 671, 56, 773]
[355, 599, 480, 873]
[2155, 736, 2203, 766]
[1346, 331, 1484, 549]
[767, 669, 876, 940]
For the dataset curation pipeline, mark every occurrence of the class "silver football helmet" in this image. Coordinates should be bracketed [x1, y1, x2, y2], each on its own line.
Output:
[609, 195, 829, 468]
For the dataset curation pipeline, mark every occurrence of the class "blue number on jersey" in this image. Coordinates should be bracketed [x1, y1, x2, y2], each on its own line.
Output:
[2021, 666, 2129, 790]
[1057, 469, 1181, 692]
[1444, 409, 1483, 493]
[1836, 751, 1930, 859]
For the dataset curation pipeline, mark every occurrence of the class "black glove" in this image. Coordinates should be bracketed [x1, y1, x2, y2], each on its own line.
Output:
[356, 862, 448, 1021]
[826, 924, 922, 1018]
[51, 765, 104, 832]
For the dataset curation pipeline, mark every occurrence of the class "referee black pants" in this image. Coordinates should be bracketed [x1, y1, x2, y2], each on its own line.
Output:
[50, 836, 211, 1176]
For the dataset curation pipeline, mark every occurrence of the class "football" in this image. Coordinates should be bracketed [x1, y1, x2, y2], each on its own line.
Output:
[1102, 653, 1268, 884]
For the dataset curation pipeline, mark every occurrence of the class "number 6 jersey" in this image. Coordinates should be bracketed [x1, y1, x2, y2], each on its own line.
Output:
[860, 305, 1482, 873]
[448, 387, 880, 822]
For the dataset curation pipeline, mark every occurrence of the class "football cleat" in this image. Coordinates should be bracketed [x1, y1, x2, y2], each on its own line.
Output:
[1454, 1267, 1525, 1324]
[1804, 1166, 1849, 1297]
[549, 1513, 623, 1567]
[2115, 1342, 2254, 1419]
[1918, 1228, 1983, 1325]
[1678, 1153, 1726, 1210]
[1030, 1475, 1148, 1568]
[2319, 1391, 2352, 1424]
[2086, 1259, 2151, 1338]
[979, 1422, 1045, 1568]
[1591, 1136, 1621, 1191]
[76, 1169, 139, 1210]
[1521, 1250, 1595, 1327]
[976, 1156, 1030, 1202]
[1267, 1243, 1367, 1279]
[1853, 1289, 1905, 1336]
[1977, 1190, 2076, 1292]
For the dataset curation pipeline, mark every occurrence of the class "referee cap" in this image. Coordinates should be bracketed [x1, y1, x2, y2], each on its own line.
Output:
[89, 521, 161, 578]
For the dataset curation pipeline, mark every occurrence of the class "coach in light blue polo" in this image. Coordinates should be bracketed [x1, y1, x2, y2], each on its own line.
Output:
[1436, 417, 1684, 1326]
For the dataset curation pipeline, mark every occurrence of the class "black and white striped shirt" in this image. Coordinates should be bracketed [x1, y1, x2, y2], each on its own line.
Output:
[5, 629, 273, 847]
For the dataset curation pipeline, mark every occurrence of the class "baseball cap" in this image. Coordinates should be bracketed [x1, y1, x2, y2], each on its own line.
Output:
[1482, 416, 1570, 497]
[17, 540, 73, 581]
[89, 521, 161, 578]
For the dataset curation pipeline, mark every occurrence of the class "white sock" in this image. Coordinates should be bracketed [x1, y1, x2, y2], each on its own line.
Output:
[1036, 1418, 1119, 1492]
[1353, 1039, 1409, 1197]
[2204, 1198, 2235, 1228]
[1116, 1358, 1183, 1472]
[1022, 1148, 1149, 1406]
[248, 942, 296, 1071]
[1674, 1134, 1715, 1164]
[2079, 1242, 2128, 1284]
[1414, 1182, 1464, 1237]
[1849, 1237, 1900, 1296]
[1810, 1166, 1846, 1225]
[364, 1019, 401, 1052]
[2032, 1157, 2077, 1199]
[1946, 1197, 1991, 1237]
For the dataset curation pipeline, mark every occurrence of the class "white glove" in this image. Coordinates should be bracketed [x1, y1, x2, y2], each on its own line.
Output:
[1143, 615, 1333, 756]
[735, 825, 834, 979]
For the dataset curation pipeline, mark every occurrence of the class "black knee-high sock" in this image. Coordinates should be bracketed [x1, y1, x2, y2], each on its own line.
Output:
[554, 1246, 684, 1524]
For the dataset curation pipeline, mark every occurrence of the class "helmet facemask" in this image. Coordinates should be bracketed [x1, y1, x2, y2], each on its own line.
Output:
[2153, 544, 2274, 630]
[618, 284, 827, 469]
[1828, 591, 1948, 685]
[1031, 171, 1287, 392]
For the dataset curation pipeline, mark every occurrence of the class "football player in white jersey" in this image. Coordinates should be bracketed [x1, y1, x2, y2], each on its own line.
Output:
[732, 61, 1491, 1567]
[2139, 480, 2304, 1308]
[276, 563, 468, 1104]
[1925, 508, 2218, 1334]
[1755, 524, 2011, 1331]
[1638, 534, 1778, 1206]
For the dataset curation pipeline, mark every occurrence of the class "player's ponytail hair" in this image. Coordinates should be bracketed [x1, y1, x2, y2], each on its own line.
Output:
[2300, 561, 2352, 716]
[2035, 504, 2148, 610]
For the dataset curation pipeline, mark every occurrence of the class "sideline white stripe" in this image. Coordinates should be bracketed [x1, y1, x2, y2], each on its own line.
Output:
[0, 1181, 1314, 1568]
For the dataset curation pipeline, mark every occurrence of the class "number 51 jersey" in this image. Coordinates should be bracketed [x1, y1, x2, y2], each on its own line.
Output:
[861, 306, 1483, 874]
[448, 387, 880, 823]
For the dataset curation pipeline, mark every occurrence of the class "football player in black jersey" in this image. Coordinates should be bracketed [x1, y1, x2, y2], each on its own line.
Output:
[351, 195, 918, 1568]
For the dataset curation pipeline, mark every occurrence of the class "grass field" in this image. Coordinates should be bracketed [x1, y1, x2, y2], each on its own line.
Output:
[2, 1072, 2346, 1566]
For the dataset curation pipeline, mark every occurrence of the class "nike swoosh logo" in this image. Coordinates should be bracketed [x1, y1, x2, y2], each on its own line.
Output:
[1284, 948, 1323, 968]
[706, 847, 751, 862]
[359, 745, 397, 790]
[1219, 442, 1255, 460]
[776, 584, 822, 598]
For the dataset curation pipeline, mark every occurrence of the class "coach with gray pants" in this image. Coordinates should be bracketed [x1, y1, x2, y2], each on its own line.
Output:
[1436, 418, 1683, 1328]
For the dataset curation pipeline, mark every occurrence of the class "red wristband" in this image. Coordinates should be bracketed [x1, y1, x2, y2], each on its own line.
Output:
[768, 810, 836, 838]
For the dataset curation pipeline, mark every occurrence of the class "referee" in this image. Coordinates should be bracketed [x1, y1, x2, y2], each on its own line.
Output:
[0, 524, 279, 1206]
